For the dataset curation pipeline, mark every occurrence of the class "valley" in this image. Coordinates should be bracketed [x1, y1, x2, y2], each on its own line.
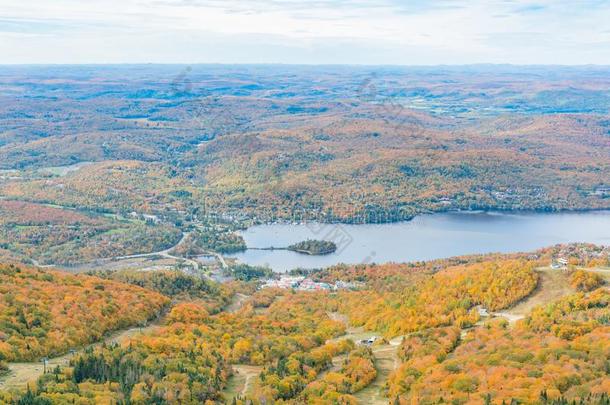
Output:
[0, 245, 607, 404]
[0, 65, 608, 404]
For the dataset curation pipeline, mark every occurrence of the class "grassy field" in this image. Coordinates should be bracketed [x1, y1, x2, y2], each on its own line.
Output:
[493, 266, 609, 324]
[223, 364, 263, 401]
[493, 267, 574, 322]
[353, 344, 398, 405]
[225, 293, 249, 313]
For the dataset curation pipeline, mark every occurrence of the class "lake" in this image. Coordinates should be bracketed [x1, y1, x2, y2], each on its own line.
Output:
[227, 211, 610, 272]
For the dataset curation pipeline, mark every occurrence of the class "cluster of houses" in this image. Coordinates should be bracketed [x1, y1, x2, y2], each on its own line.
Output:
[128, 211, 161, 224]
[548, 244, 609, 270]
[261, 276, 361, 291]
[261, 276, 305, 289]
[299, 278, 335, 291]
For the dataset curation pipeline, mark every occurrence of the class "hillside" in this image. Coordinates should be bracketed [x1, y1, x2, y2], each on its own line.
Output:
[188, 111, 610, 222]
[389, 290, 610, 404]
[0, 66, 608, 228]
[0, 65, 609, 404]
[0, 199, 182, 266]
[1, 246, 607, 404]
[0, 264, 169, 362]
[0, 66, 608, 267]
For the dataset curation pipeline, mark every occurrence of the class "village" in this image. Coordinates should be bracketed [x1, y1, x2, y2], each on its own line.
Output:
[260, 275, 362, 291]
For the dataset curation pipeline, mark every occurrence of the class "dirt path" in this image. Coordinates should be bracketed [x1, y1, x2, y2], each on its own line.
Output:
[226, 293, 249, 313]
[0, 323, 161, 390]
[325, 312, 402, 404]
[353, 344, 398, 405]
[491, 267, 575, 324]
[223, 364, 263, 400]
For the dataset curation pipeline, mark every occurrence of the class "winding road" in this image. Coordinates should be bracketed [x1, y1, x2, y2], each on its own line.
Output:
[30, 230, 233, 273]
[111, 231, 203, 271]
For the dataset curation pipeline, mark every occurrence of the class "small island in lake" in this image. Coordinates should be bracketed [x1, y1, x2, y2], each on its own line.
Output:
[288, 239, 337, 255]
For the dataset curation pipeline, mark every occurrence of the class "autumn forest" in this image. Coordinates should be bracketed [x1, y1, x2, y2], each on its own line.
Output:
[0, 65, 609, 404]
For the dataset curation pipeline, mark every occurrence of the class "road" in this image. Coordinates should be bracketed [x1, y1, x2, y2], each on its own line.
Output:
[30, 231, 231, 274]
[112, 231, 204, 271]
[204, 250, 228, 269]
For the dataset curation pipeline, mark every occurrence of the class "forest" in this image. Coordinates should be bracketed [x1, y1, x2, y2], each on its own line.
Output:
[0, 200, 181, 266]
[0, 66, 608, 264]
[0, 245, 607, 404]
[0, 66, 608, 267]
[0, 264, 168, 362]
[288, 240, 337, 255]
[388, 290, 610, 404]
[0, 65, 609, 404]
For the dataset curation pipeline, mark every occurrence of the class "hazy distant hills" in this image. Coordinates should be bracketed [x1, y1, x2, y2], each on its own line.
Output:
[0, 65, 608, 222]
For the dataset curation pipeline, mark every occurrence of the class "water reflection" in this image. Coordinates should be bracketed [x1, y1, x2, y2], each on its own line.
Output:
[227, 211, 610, 272]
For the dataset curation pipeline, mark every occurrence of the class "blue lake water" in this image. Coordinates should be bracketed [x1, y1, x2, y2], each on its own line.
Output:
[227, 211, 610, 272]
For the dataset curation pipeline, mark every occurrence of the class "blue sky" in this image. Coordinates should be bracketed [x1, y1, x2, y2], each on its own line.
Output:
[1, 0, 609, 64]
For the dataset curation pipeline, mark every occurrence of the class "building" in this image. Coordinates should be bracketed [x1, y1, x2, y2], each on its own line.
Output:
[478, 307, 489, 317]
[261, 276, 304, 289]
[297, 279, 332, 291]
[334, 280, 362, 290]
[261, 277, 363, 291]
[551, 257, 568, 269]
[360, 336, 378, 346]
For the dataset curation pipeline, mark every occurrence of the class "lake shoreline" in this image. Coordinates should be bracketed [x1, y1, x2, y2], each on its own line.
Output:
[242, 206, 610, 227]
[228, 210, 610, 272]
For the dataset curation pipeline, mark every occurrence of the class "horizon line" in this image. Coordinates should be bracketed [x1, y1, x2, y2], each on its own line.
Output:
[2, 62, 610, 68]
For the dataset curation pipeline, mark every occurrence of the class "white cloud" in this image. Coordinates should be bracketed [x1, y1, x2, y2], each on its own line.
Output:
[0, 0, 609, 64]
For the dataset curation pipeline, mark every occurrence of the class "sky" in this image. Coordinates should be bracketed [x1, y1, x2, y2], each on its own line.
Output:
[1, 0, 609, 65]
